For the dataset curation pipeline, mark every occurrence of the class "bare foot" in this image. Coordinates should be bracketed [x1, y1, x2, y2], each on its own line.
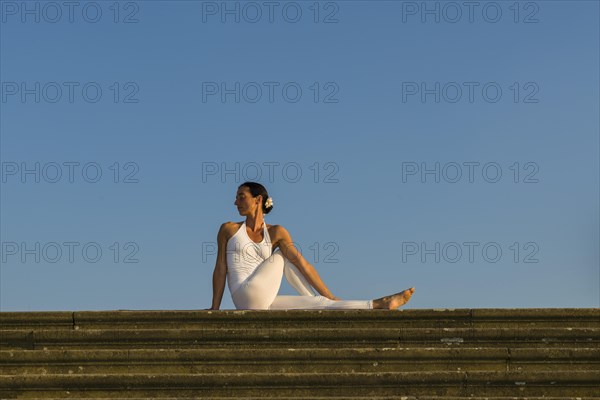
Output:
[373, 287, 415, 310]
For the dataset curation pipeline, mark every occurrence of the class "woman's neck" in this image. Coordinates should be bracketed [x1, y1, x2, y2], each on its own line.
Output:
[245, 214, 264, 232]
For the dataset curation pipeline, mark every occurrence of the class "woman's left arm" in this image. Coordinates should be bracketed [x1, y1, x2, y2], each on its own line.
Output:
[275, 226, 340, 300]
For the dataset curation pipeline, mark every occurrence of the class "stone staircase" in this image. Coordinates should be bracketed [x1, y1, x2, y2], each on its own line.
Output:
[0, 308, 598, 399]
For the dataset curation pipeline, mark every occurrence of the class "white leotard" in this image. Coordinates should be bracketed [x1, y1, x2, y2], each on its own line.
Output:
[224, 219, 373, 310]
[226, 220, 272, 295]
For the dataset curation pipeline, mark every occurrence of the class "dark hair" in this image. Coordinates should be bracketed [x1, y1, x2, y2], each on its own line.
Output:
[238, 181, 273, 214]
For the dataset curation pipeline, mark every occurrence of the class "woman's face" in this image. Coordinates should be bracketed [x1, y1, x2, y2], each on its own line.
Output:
[234, 186, 261, 216]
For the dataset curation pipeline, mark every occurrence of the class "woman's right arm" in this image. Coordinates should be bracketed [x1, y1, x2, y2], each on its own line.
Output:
[209, 223, 229, 310]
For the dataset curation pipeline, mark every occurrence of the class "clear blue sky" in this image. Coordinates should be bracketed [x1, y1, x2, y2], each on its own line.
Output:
[1, 1, 598, 311]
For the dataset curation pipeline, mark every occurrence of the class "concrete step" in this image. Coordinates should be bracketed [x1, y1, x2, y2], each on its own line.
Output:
[5, 398, 600, 400]
[15, 398, 600, 400]
[0, 371, 598, 396]
[1, 309, 598, 398]
[1, 347, 598, 375]
[1, 371, 599, 397]
[2, 327, 598, 350]
[2, 309, 599, 330]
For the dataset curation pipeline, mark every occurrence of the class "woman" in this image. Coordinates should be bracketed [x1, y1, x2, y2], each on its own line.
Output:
[208, 181, 415, 310]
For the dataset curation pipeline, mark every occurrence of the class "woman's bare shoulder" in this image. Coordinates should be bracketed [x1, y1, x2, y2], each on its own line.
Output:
[266, 223, 289, 239]
[221, 221, 242, 227]
[218, 221, 242, 241]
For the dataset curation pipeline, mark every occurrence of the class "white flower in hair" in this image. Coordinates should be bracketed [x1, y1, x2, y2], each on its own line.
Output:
[265, 197, 273, 208]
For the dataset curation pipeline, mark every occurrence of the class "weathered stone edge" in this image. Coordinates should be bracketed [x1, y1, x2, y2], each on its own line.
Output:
[1, 308, 599, 326]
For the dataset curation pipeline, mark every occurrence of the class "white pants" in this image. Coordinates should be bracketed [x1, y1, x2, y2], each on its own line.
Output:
[231, 249, 373, 310]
